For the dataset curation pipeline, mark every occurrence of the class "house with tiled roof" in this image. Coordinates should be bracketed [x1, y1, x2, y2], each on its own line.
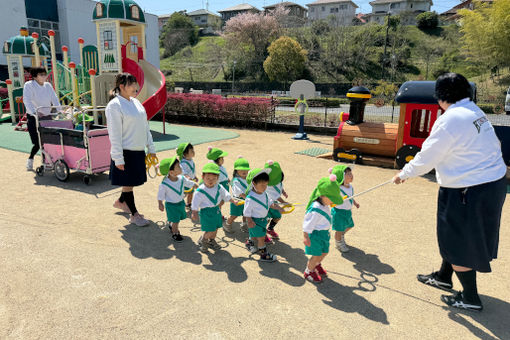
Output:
[440, 0, 494, 22]
[188, 9, 222, 33]
[306, 0, 358, 26]
[368, 0, 433, 25]
[218, 3, 260, 24]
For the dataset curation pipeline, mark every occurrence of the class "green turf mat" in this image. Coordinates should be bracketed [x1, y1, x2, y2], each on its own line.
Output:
[295, 147, 331, 157]
[0, 121, 239, 154]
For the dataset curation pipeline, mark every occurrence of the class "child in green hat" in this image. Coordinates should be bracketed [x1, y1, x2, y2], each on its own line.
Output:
[243, 168, 284, 262]
[264, 160, 289, 241]
[225, 156, 251, 233]
[329, 165, 360, 253]
[206, 146, 230, 221]
[176, 142, 197, 209]
[191, 162, 238, 253]
[303, 175, 344, 283]
[157, 156, 198, 242]
[74, 113, 93, 131]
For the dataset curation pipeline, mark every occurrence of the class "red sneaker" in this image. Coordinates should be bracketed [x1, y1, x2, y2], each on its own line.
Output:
[267, 229, 279, 240]
[315, 264, 327, 277]
[304, 270, 322, 283]
[264, 235, 273, 244]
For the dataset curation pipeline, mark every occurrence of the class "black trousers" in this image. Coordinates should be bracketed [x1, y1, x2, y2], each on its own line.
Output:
[27, 115, 40, 159]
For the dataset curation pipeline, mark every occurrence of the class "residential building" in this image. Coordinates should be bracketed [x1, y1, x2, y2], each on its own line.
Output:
[368, 0, 433, 25]
[306, 0, 358, 26]
[218, 3, 260, 24]
[264, 1, 308, 27]
[440, 0, 494, 22]
[188, 9, 222, 34]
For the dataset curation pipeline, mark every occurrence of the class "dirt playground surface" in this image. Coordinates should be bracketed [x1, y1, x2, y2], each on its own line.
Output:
[1, 124, 509, 339]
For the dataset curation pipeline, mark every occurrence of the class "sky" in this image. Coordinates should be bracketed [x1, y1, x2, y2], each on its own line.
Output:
[133, 0, 462, 16]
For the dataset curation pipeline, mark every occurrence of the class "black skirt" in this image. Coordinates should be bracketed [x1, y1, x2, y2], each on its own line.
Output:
[437, 176, 507, 272]
[109, 150, 147, 187]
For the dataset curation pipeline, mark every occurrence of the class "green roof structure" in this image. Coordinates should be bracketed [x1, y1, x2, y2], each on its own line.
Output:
[92, 0, 146, 23]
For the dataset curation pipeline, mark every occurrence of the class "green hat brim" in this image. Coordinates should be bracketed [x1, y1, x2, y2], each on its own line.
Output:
[206, 149, 228, 161]
[159, 156, 179, 176]
[202, 162, 221, 175]
[245, 168, 271, 194]
[176, 142, 191, 159]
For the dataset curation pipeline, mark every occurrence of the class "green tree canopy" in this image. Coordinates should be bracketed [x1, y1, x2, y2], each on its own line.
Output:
[160, 12, 199, 57]
[263, 36, 307, 85]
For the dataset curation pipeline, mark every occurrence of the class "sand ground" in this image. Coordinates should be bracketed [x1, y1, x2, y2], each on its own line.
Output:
[1, 124, 509, 339]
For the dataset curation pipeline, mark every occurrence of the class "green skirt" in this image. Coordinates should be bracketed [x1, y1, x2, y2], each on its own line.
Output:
[332, 208, 354, 232]
[305, 230, 330, 256]
[267, 207, 282, 219]
[248, 217, 268, 238]
[230, 202, 244, 217]
[165, 200, 187, 223]
[199, 206, 223, 232]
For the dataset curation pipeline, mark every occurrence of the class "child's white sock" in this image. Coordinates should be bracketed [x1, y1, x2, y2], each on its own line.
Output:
[305, 268, 312, 274]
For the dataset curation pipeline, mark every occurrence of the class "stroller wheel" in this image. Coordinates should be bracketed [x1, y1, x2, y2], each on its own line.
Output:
[83, 175, 91, 185]
[54, 160, 70, 182]
[36, 166, 44, 176]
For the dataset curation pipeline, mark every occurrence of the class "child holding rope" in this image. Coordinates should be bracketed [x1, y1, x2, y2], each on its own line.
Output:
[225, 156, 251, 233]
[176, 142, 197, 209]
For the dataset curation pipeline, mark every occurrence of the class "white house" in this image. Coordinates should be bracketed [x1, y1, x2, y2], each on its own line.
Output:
[306, 0, 358, 26]
[368, 0, 433, 25]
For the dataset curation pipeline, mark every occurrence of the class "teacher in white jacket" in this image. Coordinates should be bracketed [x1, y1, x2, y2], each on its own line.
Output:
[393, 73, 507, 311]
[106, 73, 156, 227]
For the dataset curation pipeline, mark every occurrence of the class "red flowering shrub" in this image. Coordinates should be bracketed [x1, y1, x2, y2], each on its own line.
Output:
[166, 93, 274, 126]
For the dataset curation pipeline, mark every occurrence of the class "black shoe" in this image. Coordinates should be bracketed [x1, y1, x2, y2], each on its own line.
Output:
[259, 251, 277, 262]
[245, 239, 257, 253]
[172, 233, 184, 242]
[441, 291, 483, 311]
[417, 271, 453, 291]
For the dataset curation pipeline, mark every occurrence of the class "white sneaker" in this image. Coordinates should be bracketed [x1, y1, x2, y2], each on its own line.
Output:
[26, 158, 34, 170]
[337, 239, 349, 253]
[223, 222, 233, 233]
[129, 213, 149, 227]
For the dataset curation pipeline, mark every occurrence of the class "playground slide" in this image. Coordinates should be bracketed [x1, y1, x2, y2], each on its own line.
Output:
[122, 56, 166, 120]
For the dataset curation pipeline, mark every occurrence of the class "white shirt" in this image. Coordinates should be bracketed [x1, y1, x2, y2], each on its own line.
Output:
[303, 201, 331, 233]
[334, 185, 353, 210]
[106, 95, 155, 166]
[191, 184, 231, 210]
[218, 165, 229, 183]
[180, 158, 196, 179]
[23, 80, 61, 116]
[157, 175, 196, 203]
[243, 190, 274, 218]
[399, 98, 507, 188]
[231, 177, 248, 198]
[266, 182, 284, 201]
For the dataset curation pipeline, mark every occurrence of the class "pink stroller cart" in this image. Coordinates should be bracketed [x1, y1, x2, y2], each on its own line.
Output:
[33, 107, 111, 185]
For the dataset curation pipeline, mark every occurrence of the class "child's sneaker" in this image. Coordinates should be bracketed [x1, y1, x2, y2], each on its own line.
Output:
[304, 270, 322, 283]
[245, 239, 258, 253]
[336, 239, 349, 253]
[240, 222, 248, 232]
[129, 213, 149, 227]
[417, 271, 453, 291]
[172, 233, 184, 242]
[113, 199, 130, 213]
[26, 158, 34, 170]
[267, 229, 279, 240]
[316, 263, 327, 277]
[441, 291, 483, 311]
[198, 236, 209, 253]
[259, 251, 277, 262]
[264, 235, 273, 244]
[208, 238, 222, 250]
[223, 222, 233, 233]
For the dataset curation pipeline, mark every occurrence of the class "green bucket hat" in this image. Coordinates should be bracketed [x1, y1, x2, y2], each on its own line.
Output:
[159, 156, 179, 176]
[234, 156, 250, 171]
[245, 167, 272, 194]
[306, 175, 344, 211]
[329, 165, 351, 185]
[202, 162, 221, 175]
[264, 160, 282, 186]
[176, 142, 191, 160]
[76, 113, 93, 124]
[206, 146, 228, 161]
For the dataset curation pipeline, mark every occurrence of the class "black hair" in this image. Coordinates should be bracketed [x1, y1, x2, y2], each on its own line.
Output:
[280, 171, 285, 182]
[183, 143, 193, 156]
[30, 67, 47, 78]
[344, 167, 352, 173]
[232, 169, 239, 178]
[314, 197, 324, 206]
[435, 73, 473, 104]
[170, 159, 180, 171]
[214, 158, 221, 165]
[253, 172, 269, 184]
[109, 73, 138, 100]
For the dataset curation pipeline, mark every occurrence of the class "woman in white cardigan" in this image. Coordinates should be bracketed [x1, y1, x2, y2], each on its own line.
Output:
[106, 73, 156, 227]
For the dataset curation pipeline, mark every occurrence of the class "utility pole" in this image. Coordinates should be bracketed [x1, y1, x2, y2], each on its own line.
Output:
[381, 12, 391, 80]
[232, 60, 236, 94]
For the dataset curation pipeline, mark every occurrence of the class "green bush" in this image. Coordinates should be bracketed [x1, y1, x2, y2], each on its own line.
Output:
[417, 12, 439, 31]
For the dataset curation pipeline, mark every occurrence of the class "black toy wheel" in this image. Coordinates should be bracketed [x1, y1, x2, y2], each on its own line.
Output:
[54, 160, 70, 182]
[333, 148, 362, 164]
[396, 145, 420, 169]
[83, 175, 91, 185]
[36, 166, 44, 176]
